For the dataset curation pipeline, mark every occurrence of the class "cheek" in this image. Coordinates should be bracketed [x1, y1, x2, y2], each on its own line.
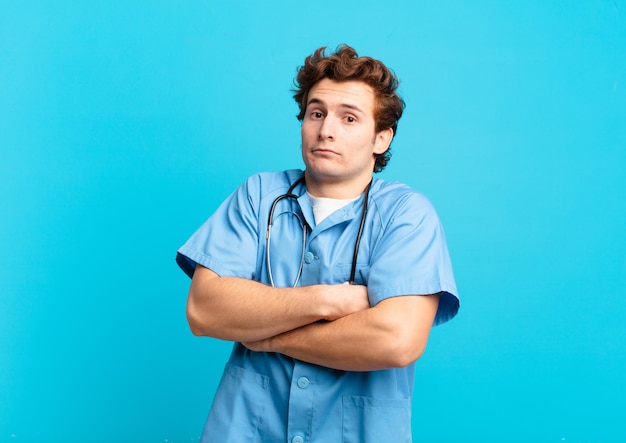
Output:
[301, 123, 312, 140]
[302, 123, 321, 144]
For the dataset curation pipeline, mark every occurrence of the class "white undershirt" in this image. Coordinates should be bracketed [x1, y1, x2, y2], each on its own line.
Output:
[307, 192, 358, 224]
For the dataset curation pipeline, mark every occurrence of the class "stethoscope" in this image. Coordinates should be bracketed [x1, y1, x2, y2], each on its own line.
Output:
[265, 174, 371, 287]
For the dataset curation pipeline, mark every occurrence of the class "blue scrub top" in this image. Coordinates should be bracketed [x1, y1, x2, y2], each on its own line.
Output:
[177, 169, 459, 443]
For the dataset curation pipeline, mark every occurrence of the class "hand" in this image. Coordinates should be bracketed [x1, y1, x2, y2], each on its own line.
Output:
[321, 283, 370, 321]
[242, 283, 369, 353]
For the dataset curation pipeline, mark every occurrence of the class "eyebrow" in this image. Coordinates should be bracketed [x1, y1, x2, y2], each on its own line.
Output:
[306, 97, 365, 114]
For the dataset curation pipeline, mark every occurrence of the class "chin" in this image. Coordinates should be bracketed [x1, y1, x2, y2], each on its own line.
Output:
[304, 162, 341, 178]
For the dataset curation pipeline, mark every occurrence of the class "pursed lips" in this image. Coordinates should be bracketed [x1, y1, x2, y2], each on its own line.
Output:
[311, 147, 339, 155]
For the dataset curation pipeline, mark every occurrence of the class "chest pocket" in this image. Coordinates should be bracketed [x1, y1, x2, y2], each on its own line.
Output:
[332, 263, 371, 286]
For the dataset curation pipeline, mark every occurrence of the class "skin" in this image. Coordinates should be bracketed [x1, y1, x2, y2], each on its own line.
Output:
[301, 78, 392, 198]
[187, 265, 370, 342]
[186, 78, 440, 371]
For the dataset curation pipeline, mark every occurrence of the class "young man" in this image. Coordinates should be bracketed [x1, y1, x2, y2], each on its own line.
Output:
[176, 45, 459, 442]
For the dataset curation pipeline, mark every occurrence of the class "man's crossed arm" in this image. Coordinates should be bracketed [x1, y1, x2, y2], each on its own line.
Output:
[187, 264, 439, 371]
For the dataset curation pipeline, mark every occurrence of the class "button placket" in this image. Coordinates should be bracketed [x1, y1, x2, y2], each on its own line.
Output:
[304, 251, 315, 264]
[297, 376, 310, 389]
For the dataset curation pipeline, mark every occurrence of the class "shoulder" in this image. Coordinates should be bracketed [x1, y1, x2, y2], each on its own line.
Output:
[236, 169, 304, 201]
[369, 179, 437, 223]
[241, 169, 304, 190]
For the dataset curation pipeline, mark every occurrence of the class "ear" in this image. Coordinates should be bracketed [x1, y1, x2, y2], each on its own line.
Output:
[373, 127, 394, 155]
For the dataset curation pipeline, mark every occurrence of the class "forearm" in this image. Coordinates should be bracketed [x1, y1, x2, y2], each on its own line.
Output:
[266, 309, 406, 372]
[186, 265, 369, 342]
[244, 294, 440, 372]
[188, 274, 322, 342]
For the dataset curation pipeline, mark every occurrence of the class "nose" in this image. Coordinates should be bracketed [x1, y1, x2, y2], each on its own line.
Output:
[318, 116, 335, 141]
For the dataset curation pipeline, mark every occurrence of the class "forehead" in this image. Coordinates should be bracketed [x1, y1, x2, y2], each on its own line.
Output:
[307, 78, 376, 114]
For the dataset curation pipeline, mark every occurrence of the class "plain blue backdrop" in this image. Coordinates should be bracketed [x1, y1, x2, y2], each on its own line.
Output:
[2, 1, 625, 442]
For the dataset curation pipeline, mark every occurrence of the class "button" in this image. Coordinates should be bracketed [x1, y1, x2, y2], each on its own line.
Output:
[292, 436, 304, 443]
[297, 376, 310, 389]
[304, 251, 315, 264]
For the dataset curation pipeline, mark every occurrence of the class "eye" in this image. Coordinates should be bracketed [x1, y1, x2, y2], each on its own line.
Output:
[310, 111, 324, 119]
[345, 116, 356, 123]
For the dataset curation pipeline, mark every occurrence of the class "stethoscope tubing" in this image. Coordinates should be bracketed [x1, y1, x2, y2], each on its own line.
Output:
[349, 181, 371, 284]
[265, 174, 370, 287]
[266, 177, 307, 287]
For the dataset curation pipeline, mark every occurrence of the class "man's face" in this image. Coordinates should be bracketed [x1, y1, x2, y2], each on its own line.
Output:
[301, 78, 392, 197]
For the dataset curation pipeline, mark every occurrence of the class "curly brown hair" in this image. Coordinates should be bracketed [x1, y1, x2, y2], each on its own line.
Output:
[293, 45, 405, 172]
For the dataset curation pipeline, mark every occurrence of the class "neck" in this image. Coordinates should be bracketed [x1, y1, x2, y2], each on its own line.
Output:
[304, 171, 373, 199]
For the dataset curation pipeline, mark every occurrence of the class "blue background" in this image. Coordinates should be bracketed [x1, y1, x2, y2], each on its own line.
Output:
[2, 1, 625, 442]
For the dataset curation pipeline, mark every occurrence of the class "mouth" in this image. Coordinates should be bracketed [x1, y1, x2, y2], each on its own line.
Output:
[312, 147, 339, 156]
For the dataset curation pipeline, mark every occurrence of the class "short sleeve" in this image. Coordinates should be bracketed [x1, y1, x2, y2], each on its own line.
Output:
[176, 175, 261, 279]
[367, 190, 459, 326]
